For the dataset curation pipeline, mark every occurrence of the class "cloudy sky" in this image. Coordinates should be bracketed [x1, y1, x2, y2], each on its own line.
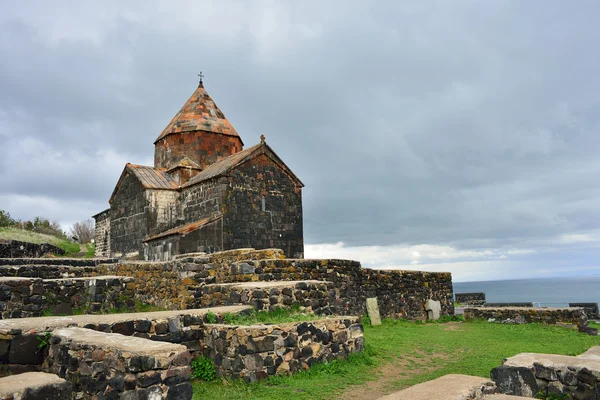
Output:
[1, 1, 600, 281]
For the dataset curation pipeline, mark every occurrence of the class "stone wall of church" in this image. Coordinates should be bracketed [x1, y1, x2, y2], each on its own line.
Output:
[109, 173, 148, 258]
[223, 154, 304, 258]
[154, 131, 243, 170]
[93, 210, 110, 257]
[180, 179, 228, 223]
[145, 219, 223, 261]
[147, 189, 179, 236]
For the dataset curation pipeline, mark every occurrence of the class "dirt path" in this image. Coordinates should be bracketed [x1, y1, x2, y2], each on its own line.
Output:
[337, 351, 451, 400]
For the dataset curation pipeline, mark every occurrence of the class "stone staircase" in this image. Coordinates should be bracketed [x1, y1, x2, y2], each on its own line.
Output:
[0, 305, 251, 399]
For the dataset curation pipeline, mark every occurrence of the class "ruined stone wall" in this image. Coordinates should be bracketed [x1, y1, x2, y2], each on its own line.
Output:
[92, 210, 110, 257]
[154, 131, 243, 170]
[224, 154, 304, 258]
[102, 253, 453, 318]
[194, 259, 454, 319]
[109, 173, 148, 258]
[0, 240, 65, 258]
[198, 281, 341, 314]
[0, 276, 135, 319]
[203, 317, 363, 381]
[464, 307, 587, 326]
[455, 292, 486, 306]
[0, 327, 193, 399]
[95, 262, 196, 310]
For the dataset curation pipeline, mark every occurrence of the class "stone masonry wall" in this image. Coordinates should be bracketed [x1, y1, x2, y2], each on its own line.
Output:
[95, 262, 196, 310]
[193, 259, 454, 319]
[0, 265, 96, 279]
[147, 189, 180, 237]
[0, 240, 65, 258]
[93, 252, 453, 319]
[491, 348, 600, 399]
[154, 130, 243, 171]
[224, 153, 304, 259]
[202, 317, 363, 382]
[109, 172, 149, 258]
[455, 292, 486, 306]
[0, 312, 208, 378]
[96, 249, 286, 310]
[93, 209, 110, 258]
[0, 276, 135, 319]
[464, 307, 587, 327]
[46, 330, 192, 400]
[0, 327, 193, 400]
[180, 179, 228, 227]
[198, 281, 341, 314]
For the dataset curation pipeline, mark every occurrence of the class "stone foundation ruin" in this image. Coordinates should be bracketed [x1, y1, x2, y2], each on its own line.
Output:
[0, 248, 454, 399]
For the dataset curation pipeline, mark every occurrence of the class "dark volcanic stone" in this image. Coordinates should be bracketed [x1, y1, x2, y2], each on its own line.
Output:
[491, 366, 538, 396]
[9, 335, 45, 365]
[166, 382, 193, 400]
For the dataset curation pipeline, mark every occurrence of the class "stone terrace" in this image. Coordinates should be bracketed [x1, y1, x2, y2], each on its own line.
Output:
[0, 247, 450, 397]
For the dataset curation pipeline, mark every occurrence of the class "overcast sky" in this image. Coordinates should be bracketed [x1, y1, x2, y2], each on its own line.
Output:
[1, 1, 600, 281]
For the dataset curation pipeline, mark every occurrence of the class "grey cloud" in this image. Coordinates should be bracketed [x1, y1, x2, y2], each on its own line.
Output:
[1, 1, 599, 260]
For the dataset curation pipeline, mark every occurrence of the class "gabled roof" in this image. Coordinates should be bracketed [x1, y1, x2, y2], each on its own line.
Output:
[109, 164, 178, 203]
[154, 82, 242, 144]
[181, 141, 304, 188]
[144, 215, 222, 242]
[166, 157, 202, 172]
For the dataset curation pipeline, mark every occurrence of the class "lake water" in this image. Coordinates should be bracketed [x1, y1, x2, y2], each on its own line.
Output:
[453, 276, 600, 307]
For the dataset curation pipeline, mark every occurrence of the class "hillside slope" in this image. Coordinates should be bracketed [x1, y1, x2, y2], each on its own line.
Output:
[0, 227, 87, 255]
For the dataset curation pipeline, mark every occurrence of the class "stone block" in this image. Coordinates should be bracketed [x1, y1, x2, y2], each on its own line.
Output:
[491, 366, 538, 397]
[425, 299, 441, 321]
[0, 372, 72, 400]
[8, 334, 45, 365]
[366, 297, 382, 326]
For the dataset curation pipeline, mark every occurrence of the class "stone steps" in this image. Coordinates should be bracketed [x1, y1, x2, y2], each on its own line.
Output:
[483, 395, 532, 399]
[0, 371, 72, 399]
[196, 280, 340, 314]
[0, 258, 117, 267]
[491, 347, 600, 398]
[0, 305, 252, 334]
[376, 374, 495, 399]
[46, 327, 191, 399]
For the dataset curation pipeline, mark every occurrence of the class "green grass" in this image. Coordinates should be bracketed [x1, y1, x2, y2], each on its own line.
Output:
[221, 305, 320, 325]
[0, 226, 94, 257]
[0, 226, 67, 247]
[192, 319, 600, 400]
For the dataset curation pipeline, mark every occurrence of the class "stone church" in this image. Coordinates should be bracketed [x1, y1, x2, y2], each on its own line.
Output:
[93, 78, 304, 260]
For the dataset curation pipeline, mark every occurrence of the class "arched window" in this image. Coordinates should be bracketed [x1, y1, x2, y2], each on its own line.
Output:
[261, 196, 266, 212]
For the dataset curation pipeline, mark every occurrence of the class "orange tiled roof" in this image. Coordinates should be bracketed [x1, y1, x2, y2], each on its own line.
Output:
[154, 83, 241, 143]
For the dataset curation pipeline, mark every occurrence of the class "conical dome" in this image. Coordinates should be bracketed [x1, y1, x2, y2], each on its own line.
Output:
[154, 81, 244, 170]
[155, 81, 241, 143]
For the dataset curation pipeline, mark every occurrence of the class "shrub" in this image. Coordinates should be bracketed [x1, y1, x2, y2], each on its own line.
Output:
[0, 210, 16, 227]
[190, 356, 216, 381]
[69, 219, 95, 243]
[205, 311, 217, 323]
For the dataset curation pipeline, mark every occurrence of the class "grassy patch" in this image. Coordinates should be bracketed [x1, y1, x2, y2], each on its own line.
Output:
[0, 226, 66, 247]
[192, 319, 600, 399]
[84, 243, 96, 258]
[105, 301, 167, 314]
[0, 226, 85, 257]
[221, 305, 320, 325]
